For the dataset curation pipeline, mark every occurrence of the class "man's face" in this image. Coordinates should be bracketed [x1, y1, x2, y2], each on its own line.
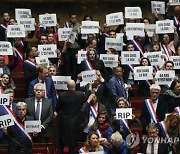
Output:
[147, 128, 159, 139]
[70, 15, 76, 24]
[150, 89, 160, 100]
[47, 34, 54, 44]
[88, 50, 96, 61]
[109, 31, 116, 38]
[39, 68, 49, 80]
[31, 47, 39, 57]
[40, 36, 48, 44]
[9, 92, 14, 104]
[34, 85, 45, 99]
[174, 6, 180, 17]
[174, 83, 180, 94]
[90, 40, 97, 49]
[127, 44, 135, 51]
[17, 106, 27, 119]
[0, 56, 5, 67]
[114, 67, 123, 78]
[2, 13, 9, 22]
[48, 67, 57, 76]
[165, 63, 174, 70]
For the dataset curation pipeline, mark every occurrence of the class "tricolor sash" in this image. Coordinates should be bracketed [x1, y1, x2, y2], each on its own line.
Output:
[173, 16, 180, 27]
[14, 48, 24, 61]
[159, 121, 170, 139]
[96, 129, 102, 138]
[145, 99, 158, 123]
[127, 64, 134, 73]
[79, 147, 88, 153]
[0, 24, 7, 30]
[131, 40, 144, 57]
[84, 60, 93, 70]
[119, 119, 131, 133]
[89, 105, 98, 121]
[153, 65, 160, 73]
[145, 80, 152, 87]
[24, 59, 36, 68]
[174, 106, 180, 114]
[161, 44, 172, 58]
[2, 105, 32, 142]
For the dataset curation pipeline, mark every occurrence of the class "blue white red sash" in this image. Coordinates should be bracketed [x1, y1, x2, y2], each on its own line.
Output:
[0, 24, 7, 30]
[119, 119, 131, 133]
[145, 99, 158, 123]
[79, 147, 88, 153]
[89, 105, 98, 121]
[145, 80, 152, 87]
[2, 105, 32, 142]
[96, 129, 102, 138]
[159, 121, 170, 139]
[131, 40, 144, 57]
[127, 64, 134, 72]
[174, 106, 180, 114]
[173, 16, 180, 27]
[161, 44, 172, 58]
[14, 48, 23, 61]
[153, 65, 160, 73]
[24, 59, 36, 68]
[84, 60, 93, 70]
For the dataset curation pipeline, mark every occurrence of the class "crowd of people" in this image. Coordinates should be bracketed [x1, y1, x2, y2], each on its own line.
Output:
[0, 0, 180, 154]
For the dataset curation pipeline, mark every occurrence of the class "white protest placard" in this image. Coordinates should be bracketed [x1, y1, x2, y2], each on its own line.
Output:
[25, 120, 41, 133]
[116, 33, 124, 38]
[105, 38, 123, 51]
[58, 28, 72, 41]
[134, 66, 153, 80]
[17, 18, 35, 31]
[80, 81, 88, 87]
[169, 0, 180, 6]
[169, 56, 180, 69]
[15, 8, 31, 20]
[126, 23, 145, 37]
[100, 54, 119, 67]
[39, 14, 57, 27]
[81, 70, 97, 82]
[151, 1, 165, 14]
[106, 12, 124, 26]
[121, 51, 140, 65]
[155, 70, 175, 85]
[7, 25, 25, 38]
[145, 24, 156, 37]
[0, 114, 14, 128]
[81, 21, 99, 34]
[0, 94, 10, 105]
[38, 44, 57, 58]
[52, 76, 71, 90]
[116, 108, 132, 120]
[0, 41, 13, 55]
[125, 7, 142, 19]
[144, 51, 164, 66]
[77, 50, 87, 64]
[35, 56, 49, 67]
[156, 20, 174, 34]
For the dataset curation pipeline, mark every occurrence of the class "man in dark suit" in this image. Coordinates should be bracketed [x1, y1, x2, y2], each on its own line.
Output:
[28, 66, 57, 110]
[140, 84, 168, 132]
[140, 123, 168, 154]
[55, 79, 87, 154]
[25, 83, 53, 143]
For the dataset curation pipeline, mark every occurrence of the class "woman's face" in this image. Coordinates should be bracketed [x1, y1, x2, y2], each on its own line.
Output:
[89, 134, 99, 147]
[153, 44, 160, 51]
[98, 114, 106, 124]
[117, 100, 126, 108]
[2, 74, 9, 84]
[163, 34, 170, 44]
[174, 83, 180, 94]
[170, 118, 179, 128]
[142, 59, 149, 66]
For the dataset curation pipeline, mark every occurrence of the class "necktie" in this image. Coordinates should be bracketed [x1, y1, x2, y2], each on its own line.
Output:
[35, 100, 40, 120]
[151, 141, 154, 154]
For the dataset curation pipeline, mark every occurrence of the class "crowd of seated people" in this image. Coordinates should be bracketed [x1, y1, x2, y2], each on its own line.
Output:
[0, 1, 180, 154]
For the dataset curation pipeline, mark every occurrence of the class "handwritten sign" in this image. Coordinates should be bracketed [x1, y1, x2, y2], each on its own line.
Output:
[81, 21, 99, 34]
[156, 20, 174, 34]
[39, 14, 57, 27]
[17, 18, 35, 31]
[0, 94, 10, 106]
[52, 76, 71, 90]
[35, 56, 49, 67]
[151, 1, 165, 14]
[169, 0, 180, 6]
[134, 66, 153, 80]
[15, 8, 31, 20]
[121, 51, 140, 65]
[25, 121, 41, 133]
[0, 41, 13, 55]
[155, 70, 175, 85]
[106, 12, 124, 26]
[58, 28, 72, 41]
[105, 38, 123, 51]
[169, 56, 180, 69]
[116, 108, 132, 119]
[81, 70, 97, 82]
[38, 44, 57, 58]
[125, 7, 142, 19]
[100, 54, 119, 67]
[7, 25, 25, 38]
[126, 23, 145, 37]
[145, 24, 156, 37]
[144, 51, 163, 66]
[77, 50, 87, 64]
[0, 114, 14, 128]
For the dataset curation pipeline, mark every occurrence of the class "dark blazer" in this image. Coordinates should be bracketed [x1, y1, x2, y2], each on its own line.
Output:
[56, 90, 87, 146]
[140, 140, 168, 154]
[25, 97, 53, 137]
[140, 97, 168, 132]
[28, 77, 57, 109]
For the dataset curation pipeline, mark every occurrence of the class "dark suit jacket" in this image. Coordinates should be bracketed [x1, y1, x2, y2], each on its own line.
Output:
[25, 97, 53, 137]
[140, 97, 168, 132]
[28, 77, 57, 109]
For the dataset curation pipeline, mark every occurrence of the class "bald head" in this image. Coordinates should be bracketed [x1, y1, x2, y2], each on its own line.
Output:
[67, 79, 76, 90]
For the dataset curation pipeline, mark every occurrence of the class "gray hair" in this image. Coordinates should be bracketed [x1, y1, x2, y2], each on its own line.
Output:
[16, 102, 27, 109]
[111, 131, 123, 142]
[34, 83, 45, 91]
[150, 84, 161, 92]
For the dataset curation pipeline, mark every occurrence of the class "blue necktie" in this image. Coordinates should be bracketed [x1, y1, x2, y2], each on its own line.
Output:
[35, 100, 40, 120]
